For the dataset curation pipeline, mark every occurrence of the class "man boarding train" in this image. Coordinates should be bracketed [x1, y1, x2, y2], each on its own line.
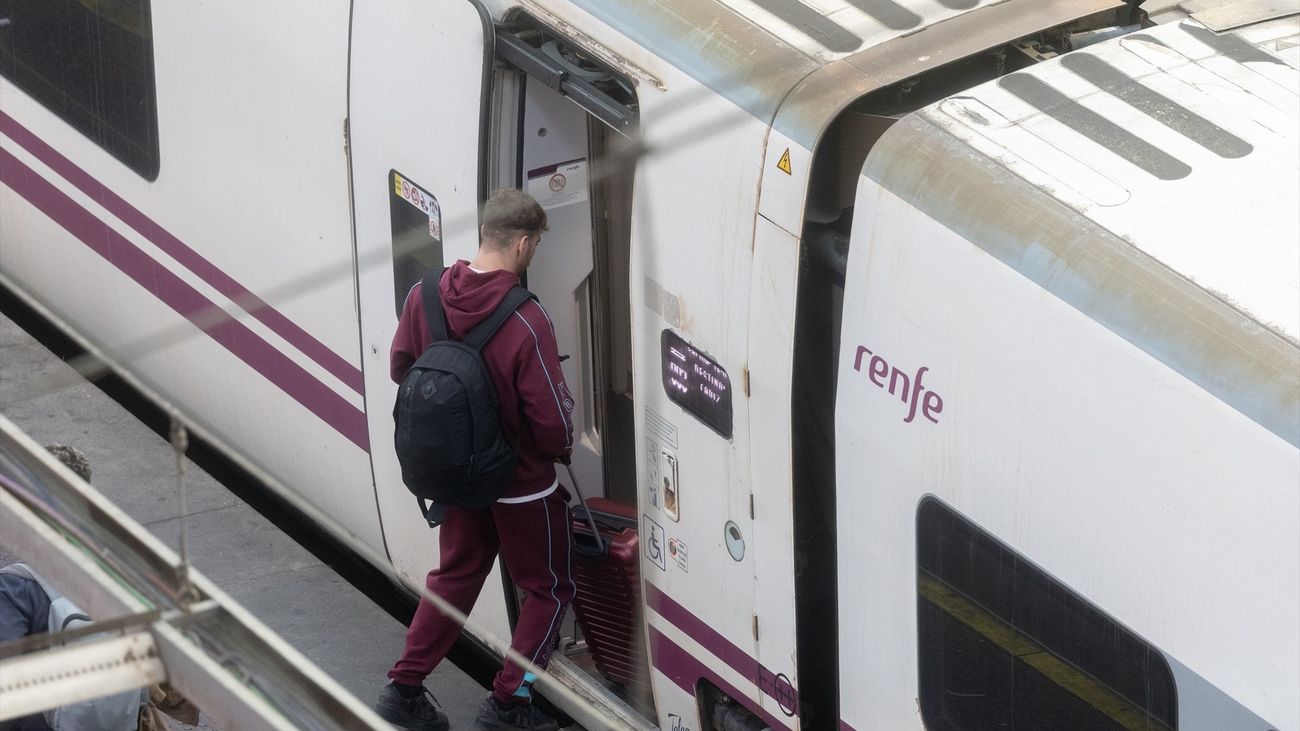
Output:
[375, 190, 577, 731]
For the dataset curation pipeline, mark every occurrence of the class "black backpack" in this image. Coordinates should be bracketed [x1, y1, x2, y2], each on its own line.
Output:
[393, 268, 534, 523]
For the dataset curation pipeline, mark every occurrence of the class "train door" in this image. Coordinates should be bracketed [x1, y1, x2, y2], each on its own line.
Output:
[350, 0, 648, 715]
[347, 0, 516, 639]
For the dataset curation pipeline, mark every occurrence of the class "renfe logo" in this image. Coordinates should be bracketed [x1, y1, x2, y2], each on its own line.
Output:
[852, 345, 944, 424]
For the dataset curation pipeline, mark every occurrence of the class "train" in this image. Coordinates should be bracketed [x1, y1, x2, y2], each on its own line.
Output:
[1, 0, 1296, 729]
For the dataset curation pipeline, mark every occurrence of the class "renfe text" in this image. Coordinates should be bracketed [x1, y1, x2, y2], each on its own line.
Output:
[852, 345, 944, 424]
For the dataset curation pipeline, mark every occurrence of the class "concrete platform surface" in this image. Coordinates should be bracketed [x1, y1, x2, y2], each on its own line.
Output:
[0, 310, 489, 729]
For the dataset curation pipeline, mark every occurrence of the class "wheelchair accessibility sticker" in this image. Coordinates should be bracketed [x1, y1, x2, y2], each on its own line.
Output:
[644, 515, 667, 572]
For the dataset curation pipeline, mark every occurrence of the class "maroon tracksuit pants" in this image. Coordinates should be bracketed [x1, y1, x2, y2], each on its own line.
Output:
[388, 489, 575, 703]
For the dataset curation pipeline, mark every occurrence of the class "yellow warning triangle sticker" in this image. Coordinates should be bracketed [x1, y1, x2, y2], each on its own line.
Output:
[777, 148, 792, 175]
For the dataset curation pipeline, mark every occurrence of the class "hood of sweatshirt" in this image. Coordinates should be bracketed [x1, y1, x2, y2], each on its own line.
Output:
[437, 260, 522, 340]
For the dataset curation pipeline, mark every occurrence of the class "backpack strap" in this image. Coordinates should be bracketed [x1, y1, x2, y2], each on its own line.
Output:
[463, 285, 536, 351]
[420, 268, 451, 343]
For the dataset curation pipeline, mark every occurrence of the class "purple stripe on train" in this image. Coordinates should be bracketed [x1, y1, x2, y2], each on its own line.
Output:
[645, 582, 799, 717]
[0, 110, 365, 395]
[0, 148, 370, 452]
[647, 626, 792, 731]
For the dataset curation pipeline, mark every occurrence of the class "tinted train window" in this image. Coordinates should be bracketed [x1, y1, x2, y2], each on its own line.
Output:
[0, 0, 159, 179]
[917, 497, 1176, 730]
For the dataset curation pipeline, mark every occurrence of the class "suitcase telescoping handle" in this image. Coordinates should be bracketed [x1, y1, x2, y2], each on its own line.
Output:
[563, 461, 607, 559]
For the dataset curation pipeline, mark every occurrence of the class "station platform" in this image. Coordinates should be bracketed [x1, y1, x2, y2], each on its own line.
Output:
[0, 310, 487, 729]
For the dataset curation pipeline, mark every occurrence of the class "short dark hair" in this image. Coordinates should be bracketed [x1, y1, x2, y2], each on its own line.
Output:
[481, 189, 547, 248]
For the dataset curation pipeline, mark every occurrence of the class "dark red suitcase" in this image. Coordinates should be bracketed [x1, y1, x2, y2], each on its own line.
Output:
[569, 497, 650, 696]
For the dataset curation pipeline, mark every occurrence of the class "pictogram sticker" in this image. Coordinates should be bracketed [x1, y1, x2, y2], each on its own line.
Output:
[392, 171, 442, 240]
[644, 515, 667, 571]
[776, 148, 792, 175]
[527, 158, 588, 210]
[668, 537, 689, 572]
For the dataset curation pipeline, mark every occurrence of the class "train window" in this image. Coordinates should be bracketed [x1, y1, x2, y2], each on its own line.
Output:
[917, 497, 1177, 730]
[389, 170, 444, 316]
[0, 0, 159, 179]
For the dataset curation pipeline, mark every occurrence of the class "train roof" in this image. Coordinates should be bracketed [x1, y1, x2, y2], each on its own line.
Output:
[862, 17, 1300, 446]
[692, 0, 1017, 62]
[560, 0, 1127, 145]
[922, 17, 1300, 343]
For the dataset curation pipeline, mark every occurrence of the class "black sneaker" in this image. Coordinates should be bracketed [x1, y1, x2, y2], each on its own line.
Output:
[373, 682, 450, 731]
[474, 695, 559, 730]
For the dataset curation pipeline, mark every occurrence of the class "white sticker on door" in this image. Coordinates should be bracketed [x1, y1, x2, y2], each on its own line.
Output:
[526, 158, 589, 210]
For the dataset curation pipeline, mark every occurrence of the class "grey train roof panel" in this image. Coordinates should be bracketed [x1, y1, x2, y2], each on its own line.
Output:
[864, 17, 1300, 445]
[566, 0, 1127, 146]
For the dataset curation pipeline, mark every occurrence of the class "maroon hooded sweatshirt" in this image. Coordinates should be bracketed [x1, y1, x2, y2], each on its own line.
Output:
[390, 261, 574, 500]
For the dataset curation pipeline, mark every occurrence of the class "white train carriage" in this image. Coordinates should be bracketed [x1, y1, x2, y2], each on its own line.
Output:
[835, 18, 1300, 731]
[1, 0, 1296, 729]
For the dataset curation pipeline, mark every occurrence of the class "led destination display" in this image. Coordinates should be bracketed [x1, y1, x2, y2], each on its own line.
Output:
[660, 330, 733, 439]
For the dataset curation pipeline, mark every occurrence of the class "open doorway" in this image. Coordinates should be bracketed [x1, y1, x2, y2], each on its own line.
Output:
[490, 12, 637, 510]
[489, 12, 649, 715]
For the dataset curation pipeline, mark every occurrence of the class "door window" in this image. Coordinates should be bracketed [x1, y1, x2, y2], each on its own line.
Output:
[389, 170, 444, 316]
